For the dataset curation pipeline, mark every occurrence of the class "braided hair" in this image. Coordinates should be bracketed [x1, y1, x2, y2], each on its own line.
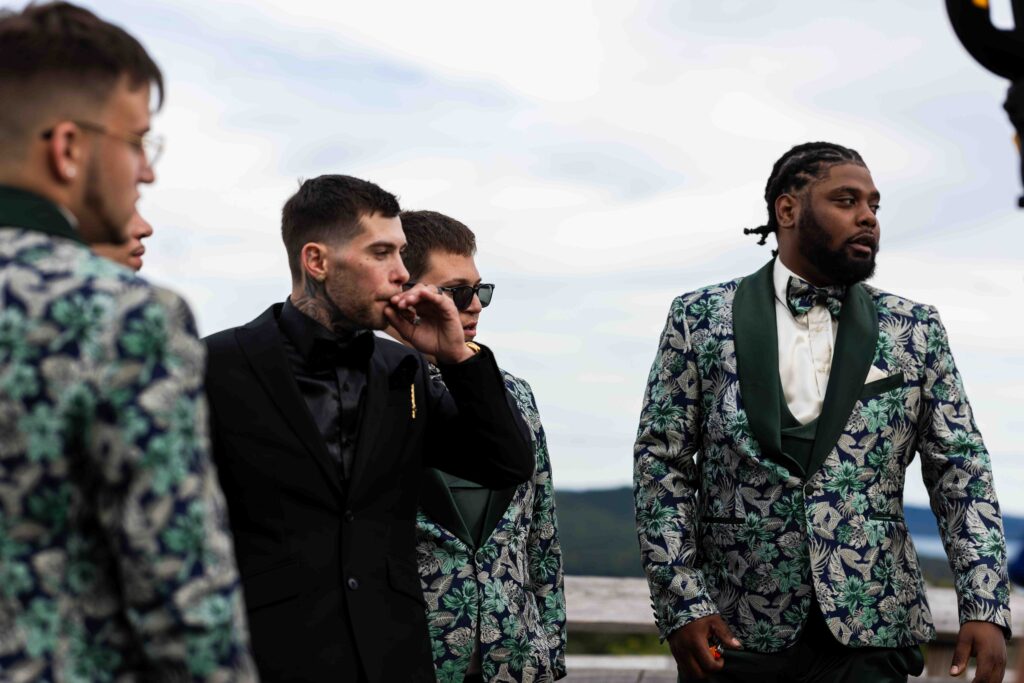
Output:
[744, 142, 865, 251]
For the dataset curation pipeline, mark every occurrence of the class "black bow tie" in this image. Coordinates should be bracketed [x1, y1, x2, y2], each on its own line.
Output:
[310, 331, 375, 369]
[786, 277, 845, 319]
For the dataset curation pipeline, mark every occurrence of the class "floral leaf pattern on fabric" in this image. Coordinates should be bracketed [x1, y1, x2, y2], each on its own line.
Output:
[0, 229, 256, 680]
[417, 369, 567, 681]
[634, 276, 1010, 651]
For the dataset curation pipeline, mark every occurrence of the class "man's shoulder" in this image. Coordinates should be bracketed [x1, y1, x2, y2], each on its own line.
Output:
[373, 333, 421, 361]
[2, 228, 136, 286]
[675, 276, 745, 307]
[499, 367, 533, 397]
[203, 305, 280, 353]
[372, 334, 429, 379]
[499, 367, 542, 422]
[859, 283, 938, 322]
[661, 277, 745, 327]
[204, 325, 242, 352]
[0, 229, 190, 322]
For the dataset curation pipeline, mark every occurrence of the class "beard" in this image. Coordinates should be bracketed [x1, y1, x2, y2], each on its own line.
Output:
[82, 157, 130, 246]
[797, 204, 877, 286]
[324, 276, 388, 332]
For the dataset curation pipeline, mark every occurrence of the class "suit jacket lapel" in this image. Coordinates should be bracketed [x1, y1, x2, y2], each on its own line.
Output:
[419, 469, 475, 548]
[805, 283, 878, 479]
[236, 305, 344, 501]
[348, 350, 415, 499]
[481, 485, 517, 545]
[348, 350, 389, 497]
[733, 260, 783, 464]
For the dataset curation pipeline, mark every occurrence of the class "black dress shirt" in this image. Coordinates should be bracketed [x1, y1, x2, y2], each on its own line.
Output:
[277, 299, 373, 481]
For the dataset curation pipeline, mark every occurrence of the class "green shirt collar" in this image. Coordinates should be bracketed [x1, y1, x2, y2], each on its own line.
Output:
[0, 185, 83, 244]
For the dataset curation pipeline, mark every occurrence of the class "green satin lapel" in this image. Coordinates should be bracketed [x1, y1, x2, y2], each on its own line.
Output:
[419, 468, 475, 548]
[480, 485, 516, 546]
[733, 260, 783, 465]
[0, 185, 83, 244]
[805, 283, 878, 479]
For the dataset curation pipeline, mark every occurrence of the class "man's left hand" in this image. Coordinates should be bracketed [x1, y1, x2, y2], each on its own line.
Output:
[386, 284, 473, 364]
[950, 621, 1006, 682]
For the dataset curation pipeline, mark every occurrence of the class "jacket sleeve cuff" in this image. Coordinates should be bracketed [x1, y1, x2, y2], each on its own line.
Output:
[648, 568, 719, 641]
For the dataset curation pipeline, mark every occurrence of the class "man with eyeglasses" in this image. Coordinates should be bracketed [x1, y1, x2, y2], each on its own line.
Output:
[202, 175, 534, 682]
[0, 2, 255, 681]
[387, 210, 567, 683]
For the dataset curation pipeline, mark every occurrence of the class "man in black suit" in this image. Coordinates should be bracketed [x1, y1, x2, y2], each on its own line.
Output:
[204, 175, 534, 682]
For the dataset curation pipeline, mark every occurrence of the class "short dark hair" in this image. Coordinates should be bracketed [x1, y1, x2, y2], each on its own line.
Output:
[744, 141, 865, 251]
[399, 210, 476, 281]
[281, 174, 400, 282]
[0, 2, 164, 143]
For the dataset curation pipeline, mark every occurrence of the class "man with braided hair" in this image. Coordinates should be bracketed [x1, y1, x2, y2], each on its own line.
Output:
[634, 141, 1010, 682]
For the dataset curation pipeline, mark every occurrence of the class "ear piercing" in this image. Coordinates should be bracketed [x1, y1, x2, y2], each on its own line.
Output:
[65, 166, 77, 178]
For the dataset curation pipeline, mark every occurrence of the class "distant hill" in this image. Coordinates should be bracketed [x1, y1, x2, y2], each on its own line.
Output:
[556, 487, 645, 577]
[554, 487, 1024, 583]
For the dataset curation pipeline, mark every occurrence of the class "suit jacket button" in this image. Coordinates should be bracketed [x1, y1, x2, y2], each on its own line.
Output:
[804, 482, 814, 496]
[347, 577, 359, 590]
[344, 510, 355, 522]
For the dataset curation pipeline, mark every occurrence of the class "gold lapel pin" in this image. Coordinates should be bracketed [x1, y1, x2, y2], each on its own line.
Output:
[410, 382, 417, 419]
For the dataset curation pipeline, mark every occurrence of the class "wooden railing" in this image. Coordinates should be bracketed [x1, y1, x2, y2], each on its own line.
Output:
[565, 575, 1023, 681]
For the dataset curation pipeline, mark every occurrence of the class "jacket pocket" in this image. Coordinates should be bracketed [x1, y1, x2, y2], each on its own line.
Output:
[242, 561, 301, 611]
[387, 556, 427, 606]
[859, 372, 905, 400]
[871, 513, 905, 523]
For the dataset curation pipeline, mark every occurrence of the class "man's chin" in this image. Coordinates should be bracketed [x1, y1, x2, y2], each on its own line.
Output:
[832, 256, 876, 286]
[363, 309, 390, 331]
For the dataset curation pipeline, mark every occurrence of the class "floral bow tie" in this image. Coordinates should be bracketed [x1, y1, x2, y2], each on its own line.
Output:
[786, 276, 845, 318]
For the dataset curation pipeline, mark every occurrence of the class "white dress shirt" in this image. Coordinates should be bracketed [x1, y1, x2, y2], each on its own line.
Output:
[773, 258, 839, 425]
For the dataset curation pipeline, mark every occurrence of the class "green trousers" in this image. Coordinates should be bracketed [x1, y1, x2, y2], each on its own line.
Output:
[682, 608, 924, 683]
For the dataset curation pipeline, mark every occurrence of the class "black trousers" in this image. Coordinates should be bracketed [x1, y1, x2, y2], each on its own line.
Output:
[683, 607, 924, 683]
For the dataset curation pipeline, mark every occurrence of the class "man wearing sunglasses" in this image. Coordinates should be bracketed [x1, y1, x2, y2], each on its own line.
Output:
[387, 210, 567, 683]
[203, 176, 534, 682]
[0, 2, 254, 680]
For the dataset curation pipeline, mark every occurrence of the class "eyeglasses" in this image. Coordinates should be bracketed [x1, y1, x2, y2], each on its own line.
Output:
[41, 121, 165, 168]
[403, 282, 495, 311]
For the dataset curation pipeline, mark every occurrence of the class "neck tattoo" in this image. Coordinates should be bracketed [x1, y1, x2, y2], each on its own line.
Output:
[293, 276, 358, 336]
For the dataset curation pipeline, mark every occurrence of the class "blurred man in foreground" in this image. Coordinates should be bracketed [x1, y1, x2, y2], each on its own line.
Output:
[0, 2, 255, 679]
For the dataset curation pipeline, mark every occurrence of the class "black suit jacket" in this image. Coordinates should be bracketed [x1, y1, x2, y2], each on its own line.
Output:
[204, 304, 533, 682]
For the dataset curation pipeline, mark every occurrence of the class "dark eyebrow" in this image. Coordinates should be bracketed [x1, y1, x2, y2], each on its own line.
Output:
[442, 277, 481, 287]
[367, 241, 400, 251]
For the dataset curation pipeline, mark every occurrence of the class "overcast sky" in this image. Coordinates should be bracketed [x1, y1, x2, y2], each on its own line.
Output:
[80, 0, 1024, 511]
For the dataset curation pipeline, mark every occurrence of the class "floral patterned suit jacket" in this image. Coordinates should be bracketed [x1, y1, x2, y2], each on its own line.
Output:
[416, 369, 566, 682]
[0, 188, 255, 681]
[634, 259, 1010, 652]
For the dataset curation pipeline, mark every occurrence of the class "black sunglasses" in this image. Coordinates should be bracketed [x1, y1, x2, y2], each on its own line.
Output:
[403, 282, 495, 311]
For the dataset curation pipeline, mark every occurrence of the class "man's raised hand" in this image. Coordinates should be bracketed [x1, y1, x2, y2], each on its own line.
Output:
[386, 283, 474, 364]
